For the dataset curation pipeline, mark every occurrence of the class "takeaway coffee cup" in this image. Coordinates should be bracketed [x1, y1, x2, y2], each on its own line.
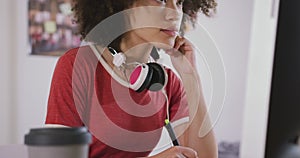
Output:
[24, 127, 92, 158]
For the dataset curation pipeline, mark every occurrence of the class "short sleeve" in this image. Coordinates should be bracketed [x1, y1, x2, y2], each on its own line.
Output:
[45, 49, 84, 127]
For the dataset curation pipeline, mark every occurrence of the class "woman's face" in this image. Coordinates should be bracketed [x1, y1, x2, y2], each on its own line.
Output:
[125, 0, 184, 49]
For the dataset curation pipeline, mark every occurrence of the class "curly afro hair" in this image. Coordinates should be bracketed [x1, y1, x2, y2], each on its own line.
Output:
[72, 0, 217, 50]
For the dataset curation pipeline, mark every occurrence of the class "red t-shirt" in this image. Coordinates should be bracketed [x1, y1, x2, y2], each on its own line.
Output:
[45, 46, 189, 157]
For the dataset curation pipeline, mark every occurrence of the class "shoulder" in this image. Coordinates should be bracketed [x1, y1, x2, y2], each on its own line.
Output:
[59, 45, 94, 62]
[56, 45, 97, 69]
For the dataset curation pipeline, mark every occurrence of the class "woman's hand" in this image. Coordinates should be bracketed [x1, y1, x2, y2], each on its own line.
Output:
[148, 146, 198, 158]
[166, 36, 197, 74]
[164, 36, 219, 158]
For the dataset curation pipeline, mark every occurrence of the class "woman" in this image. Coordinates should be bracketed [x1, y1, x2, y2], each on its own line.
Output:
[46, 0, 218, 157]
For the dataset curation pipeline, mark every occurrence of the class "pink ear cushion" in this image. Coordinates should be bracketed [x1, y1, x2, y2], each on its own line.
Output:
[129, 66, 142, 85]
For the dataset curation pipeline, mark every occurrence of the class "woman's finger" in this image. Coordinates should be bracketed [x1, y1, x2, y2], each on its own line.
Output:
[174, 36, 186, 50]
[179, 45, 194, 52]
[176, 146, 198, 158]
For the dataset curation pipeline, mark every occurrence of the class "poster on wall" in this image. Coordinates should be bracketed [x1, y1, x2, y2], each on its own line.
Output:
[28, 0, 81, 56]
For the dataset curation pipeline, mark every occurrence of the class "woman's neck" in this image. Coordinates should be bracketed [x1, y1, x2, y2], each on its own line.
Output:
[120, 32, 153, 63]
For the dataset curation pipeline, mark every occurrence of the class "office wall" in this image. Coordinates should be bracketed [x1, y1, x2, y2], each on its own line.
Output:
[0, 0, 15, 144]
[2, 0, 253, 146]
[198, 0, 253, 142]
[13, 0, 59, 143]
[0, 0, 59, 144]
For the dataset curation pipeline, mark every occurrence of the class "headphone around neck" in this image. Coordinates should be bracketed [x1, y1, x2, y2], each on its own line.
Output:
[108, 47, 167, 93]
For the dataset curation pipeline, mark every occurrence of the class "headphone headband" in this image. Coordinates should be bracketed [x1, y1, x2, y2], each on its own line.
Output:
[108, 47, 126, 67]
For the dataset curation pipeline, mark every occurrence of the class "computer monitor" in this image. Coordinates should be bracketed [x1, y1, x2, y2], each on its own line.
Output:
[265, 0, 300, 157]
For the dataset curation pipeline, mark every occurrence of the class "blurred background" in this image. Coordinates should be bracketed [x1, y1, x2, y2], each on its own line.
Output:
[0, 0, 280, 157]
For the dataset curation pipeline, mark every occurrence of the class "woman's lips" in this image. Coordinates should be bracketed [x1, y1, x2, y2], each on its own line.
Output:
[161, 29, 178, 37]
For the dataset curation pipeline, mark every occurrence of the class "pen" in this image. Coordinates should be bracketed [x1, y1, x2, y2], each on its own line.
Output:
[165, 119, 180, 146]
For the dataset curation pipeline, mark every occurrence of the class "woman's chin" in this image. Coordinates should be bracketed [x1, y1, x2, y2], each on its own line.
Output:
[151, 41, 174, 50]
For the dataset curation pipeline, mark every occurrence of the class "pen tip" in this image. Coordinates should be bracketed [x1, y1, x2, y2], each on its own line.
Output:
[165, 119, 169, 124]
